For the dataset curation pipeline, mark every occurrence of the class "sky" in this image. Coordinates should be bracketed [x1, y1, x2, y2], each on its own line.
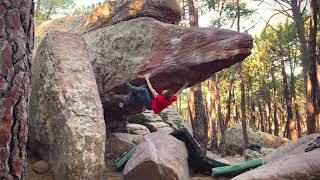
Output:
[73, 0, 287, 36]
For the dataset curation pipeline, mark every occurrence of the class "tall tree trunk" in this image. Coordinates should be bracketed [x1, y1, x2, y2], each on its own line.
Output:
[281, 58, 297, 140]
[271, 66, 279, 136]
[306, 0, 319, 134]
[248, 76, 256, 129]
[237, 0, 249, 149]
[290, 56, 302, 137]
[250, 96, 256, 129]
[188, 85, 209, 149]
[258, 101, 265, 132]
[0, 1, 34, 179]
[216, 74, 227, 156]
[225, 79, 234, 128]
[187, 0, 198, 26]
[239, 64, 249, 149]
[207, 76, 218, 151]
[233, 96, 239, 124]
[267, 87, 273, 134]
[290, 0, 308, 87]
[186, 0, 208, 149]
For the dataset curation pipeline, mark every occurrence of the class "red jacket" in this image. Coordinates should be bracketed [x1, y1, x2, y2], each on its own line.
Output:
[152, 95, 177, 114]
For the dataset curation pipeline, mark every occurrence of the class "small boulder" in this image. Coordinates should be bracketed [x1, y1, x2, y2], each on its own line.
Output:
[145, 121, 175, 134]
[225, 124, 289, 155]
[105, 133, 144, 165]
[32, 160, 50, 174]
[126, 123, 150, 135]
[127, 110, 163, 123]
[160, 107, 193, 134]
[243, 148, 275, 161]
[127, 110, 175, 134]
[123, 132, 189, 180]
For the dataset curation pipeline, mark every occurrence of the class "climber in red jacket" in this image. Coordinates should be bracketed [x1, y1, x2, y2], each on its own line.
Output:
[120, 73, 188, 114]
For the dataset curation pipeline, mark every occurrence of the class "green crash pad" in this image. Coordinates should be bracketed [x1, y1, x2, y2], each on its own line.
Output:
[113, 146, 136, 171]
[212, 159, 264, 176]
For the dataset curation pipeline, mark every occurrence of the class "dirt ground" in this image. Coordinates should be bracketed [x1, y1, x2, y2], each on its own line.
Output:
[27, 154, 242, 180]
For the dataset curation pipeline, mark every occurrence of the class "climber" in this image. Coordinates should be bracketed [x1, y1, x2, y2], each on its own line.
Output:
[120, 73, 188, 114]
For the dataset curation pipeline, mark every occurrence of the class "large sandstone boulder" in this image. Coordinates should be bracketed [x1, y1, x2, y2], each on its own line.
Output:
[225, 124, 289, 155]
[123, 132, 189, 180]
[79, 0, 181, 34]
[28, 31, 106, 179]
[232, 134, 320, 180]
[105, 133, 144, 165]
[82, 17, 253, 116]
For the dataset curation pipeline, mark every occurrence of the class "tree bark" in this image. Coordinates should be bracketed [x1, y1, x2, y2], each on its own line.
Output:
[290, 0, 308, 86]
[225, 78, 234, 128]
[239, 63, 249, 149]
[188, 84, 209, 149]
[306, 0, 319, 134]
[290, 55, 302, 137]
[281, 57, 297, 140]
[216, 74, 227, 156]
[267, 87, 273, 134]
[207, 76, 219, 151]
[258, 100, 265, 132]
[0, 1, 34, 179]
[271, 66, 279, 136]
[237, 0, 249, 149]
[186, 0, 208, 149]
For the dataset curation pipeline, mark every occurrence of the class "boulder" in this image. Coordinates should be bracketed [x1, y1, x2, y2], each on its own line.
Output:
[232, 134, 320, 180]
[105, 133, 144, 165]
[123, 132, 189, 180]
[243, 148, 275, 161]
[127, 110, 163, 123]
[160, 107, 193, 133]
[127, 109, 180, 134]
[126, 123, 150, 135]
[28, 31, 106, 180]
[145, 121, 175, 134]
[82, 17, 253, 116]
[225, 124, 289, 155]
[78, 0, 181, 34]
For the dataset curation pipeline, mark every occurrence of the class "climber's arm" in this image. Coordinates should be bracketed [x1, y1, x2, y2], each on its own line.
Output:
[174, 82, 188, 96]
[145, 73, 159, 97]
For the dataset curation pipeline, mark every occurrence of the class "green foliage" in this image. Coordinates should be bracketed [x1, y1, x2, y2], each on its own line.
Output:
[35, 0, 75, 20]
[204, 0, 254, 28]
[70, 4, 96, 16]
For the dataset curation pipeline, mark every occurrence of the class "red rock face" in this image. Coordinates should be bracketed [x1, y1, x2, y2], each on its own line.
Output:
[83, 18, 253, 114]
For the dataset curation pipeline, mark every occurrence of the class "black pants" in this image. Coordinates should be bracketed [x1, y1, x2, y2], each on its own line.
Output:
[170, 128, 229, 174]
[123, 85, 152, 110]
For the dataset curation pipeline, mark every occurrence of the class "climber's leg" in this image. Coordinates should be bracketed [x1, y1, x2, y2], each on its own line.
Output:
[135, 88, 152, 110]
[121, 84, 152, 109]
[127, 83, 147, 93]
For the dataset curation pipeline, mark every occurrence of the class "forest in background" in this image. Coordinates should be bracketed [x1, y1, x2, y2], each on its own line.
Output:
[34, 0, 320, 154]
